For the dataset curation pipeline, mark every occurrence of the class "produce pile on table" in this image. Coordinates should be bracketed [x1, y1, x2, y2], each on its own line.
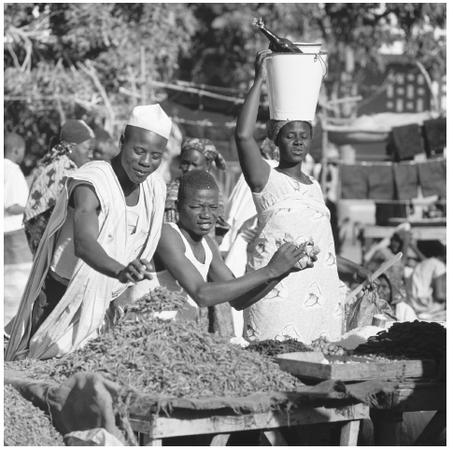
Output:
[4, 385, 64, 446]
[247, 337, 347, 357]
[310, 336, 347, 356]
[10, 292, 303, 399]
[129, 287, 187, 314]
[247, 339, 312, 356]
[354, 321, 446, 360]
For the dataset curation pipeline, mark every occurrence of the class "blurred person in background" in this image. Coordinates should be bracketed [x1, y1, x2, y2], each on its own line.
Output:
[165, 137, 230, 242]
[407, 241, 446, 321]
[4, 132, 33, 327]
[92, 127, 119, 161]
[23, 120, 95, 255]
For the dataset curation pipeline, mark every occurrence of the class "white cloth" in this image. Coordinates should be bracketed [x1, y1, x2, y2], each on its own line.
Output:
[127, 104, 172, 140]
[394, 302, 418, 322]
[244, 169, 345, 344]
[128, 222, 213, 308]
[409, 257, 446, 319]
[5, 161, 166, 360]
[4, 158, 29, 232]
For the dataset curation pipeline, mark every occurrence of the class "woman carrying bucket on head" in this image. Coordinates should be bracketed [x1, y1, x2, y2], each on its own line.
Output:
[234, 49, 345, 344]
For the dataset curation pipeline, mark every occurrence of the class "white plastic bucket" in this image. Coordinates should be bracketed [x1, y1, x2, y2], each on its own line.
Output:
[295, 42, 322, 53]
[266, 50, 327, 121]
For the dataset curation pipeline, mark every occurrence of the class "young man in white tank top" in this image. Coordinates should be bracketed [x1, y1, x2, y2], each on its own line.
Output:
[122, 170, 317, 331]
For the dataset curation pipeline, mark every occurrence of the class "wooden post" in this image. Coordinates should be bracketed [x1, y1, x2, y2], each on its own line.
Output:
[262, 430, 288, 445]
[319, 115, 329, 195]
[210, 433, 231, 446]
[339, 420, 361, 446]
[140, 46, 147, 102]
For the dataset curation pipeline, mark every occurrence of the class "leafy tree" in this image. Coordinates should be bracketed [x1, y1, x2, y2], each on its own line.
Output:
[4, 3, 198, 170]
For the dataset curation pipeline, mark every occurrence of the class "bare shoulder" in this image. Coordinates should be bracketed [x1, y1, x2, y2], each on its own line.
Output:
[159, 223, 185, 252]
[71, 183, 100, 211]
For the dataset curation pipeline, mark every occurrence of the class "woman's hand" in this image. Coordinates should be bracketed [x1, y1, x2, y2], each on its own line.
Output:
[254, 49, 272, 82]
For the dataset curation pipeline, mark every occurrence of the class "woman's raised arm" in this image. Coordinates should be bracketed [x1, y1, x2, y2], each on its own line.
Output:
[235, 50, 271, 193]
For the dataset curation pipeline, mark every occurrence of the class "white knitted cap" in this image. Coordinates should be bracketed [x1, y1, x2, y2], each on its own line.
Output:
[127, 104, 172, 140]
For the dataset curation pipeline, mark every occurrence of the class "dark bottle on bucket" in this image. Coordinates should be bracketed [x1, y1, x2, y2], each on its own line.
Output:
[252, 17, 302, 53]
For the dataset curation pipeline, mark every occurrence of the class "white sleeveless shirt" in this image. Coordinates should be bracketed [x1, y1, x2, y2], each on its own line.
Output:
[130, 222, 213, 307]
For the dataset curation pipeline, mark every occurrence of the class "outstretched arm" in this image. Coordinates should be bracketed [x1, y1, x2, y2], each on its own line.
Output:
[206, 238, 287, 310]
[235, 50, 271, 192]
[156, 224, 307, 308]
[72, 184, 151, 284]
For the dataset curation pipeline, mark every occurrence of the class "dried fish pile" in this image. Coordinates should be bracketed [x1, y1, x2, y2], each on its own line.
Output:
[131, 287, 187, 314]
[247, 339, 312, 357]
[4, 385, 64, 446]
[34, 306, 303, 398]
[355, 321, 446, 360]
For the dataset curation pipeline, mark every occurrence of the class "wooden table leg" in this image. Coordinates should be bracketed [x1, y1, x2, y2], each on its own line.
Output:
[262, 430, 288, 446]
[339, 420, 361, 446]
[414, 411, 446, 445]
[140, 434, 163, 446]
[371, 410, 403, 445]
[210, 433, 231, 446]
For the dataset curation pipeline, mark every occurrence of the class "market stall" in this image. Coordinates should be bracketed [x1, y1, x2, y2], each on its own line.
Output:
[4, 289, 446, 446]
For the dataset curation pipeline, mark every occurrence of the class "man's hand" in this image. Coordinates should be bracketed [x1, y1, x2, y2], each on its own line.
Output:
[116, 258, 153, 284]
[267, 242, 309, 278]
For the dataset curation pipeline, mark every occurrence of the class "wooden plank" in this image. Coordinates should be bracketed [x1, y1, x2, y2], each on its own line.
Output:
[133, 403, 369, 439]
[414, 411, 446, 445]
[210, 433, 231, 446]
[362, 226, 446, 241]
[276, 353, 437, 382]
[339, 420, 361, 446]
[262, 430, 288, 446]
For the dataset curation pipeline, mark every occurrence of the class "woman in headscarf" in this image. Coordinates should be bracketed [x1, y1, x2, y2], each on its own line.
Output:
[24, 120, 95, 255]
[234, 50, 349, 343]
[165, 137, 230, 240]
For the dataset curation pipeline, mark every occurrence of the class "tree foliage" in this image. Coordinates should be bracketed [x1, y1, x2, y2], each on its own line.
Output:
[4, 3, 446, 169]
[4, 3, 197, 167]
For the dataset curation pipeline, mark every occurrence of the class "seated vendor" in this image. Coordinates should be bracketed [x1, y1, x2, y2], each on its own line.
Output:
[5, 104, 172, 361]
[124, 169, 317, 324]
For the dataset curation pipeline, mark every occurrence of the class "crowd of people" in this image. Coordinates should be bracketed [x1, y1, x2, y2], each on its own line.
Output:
[4, 51, 446, 361]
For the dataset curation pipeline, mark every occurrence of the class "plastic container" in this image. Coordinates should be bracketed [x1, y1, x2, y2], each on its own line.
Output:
[266, 48, 327, 121]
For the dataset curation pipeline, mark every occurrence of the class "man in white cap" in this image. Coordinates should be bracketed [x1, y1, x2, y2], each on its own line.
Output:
[6, 105, 172, 360]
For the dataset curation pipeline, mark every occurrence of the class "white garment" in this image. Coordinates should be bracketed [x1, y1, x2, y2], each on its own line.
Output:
[6, 161, 165, 360]
[245, 169, 345, 344]
[129, 222, 213, 308]
[394, 302, 418, 322]
[4, 158, 29, 232]
[409, 257, 446, 318]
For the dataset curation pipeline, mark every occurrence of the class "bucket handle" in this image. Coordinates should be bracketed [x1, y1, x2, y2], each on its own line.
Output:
[314, 53, 328, 80]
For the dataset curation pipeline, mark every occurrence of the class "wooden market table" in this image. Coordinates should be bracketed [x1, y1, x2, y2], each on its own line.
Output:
[129, 400, 369, 446]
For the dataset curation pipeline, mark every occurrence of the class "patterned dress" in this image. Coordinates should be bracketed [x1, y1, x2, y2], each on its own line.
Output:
[24, 151, 77, 255]
[244, 169, 345, 344]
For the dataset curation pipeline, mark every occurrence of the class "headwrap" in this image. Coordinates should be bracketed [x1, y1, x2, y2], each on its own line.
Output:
[267, 119, 313, 145]
[127, 104, 172, 140]
[60, 120, 94, 145]
[181, 138, 226, 170]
